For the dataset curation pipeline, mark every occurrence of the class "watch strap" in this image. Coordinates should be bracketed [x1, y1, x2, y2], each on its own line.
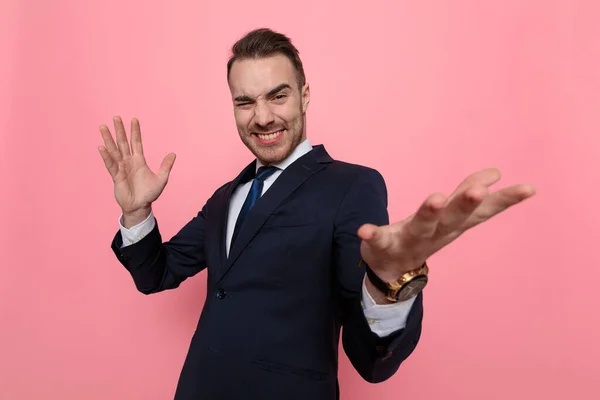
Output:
[364, 263, 394, 296]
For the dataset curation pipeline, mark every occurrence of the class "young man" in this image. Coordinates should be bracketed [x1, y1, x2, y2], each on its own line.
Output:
[98, 28, 535, 400]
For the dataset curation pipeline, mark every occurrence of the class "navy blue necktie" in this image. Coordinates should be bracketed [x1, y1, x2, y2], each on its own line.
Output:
[231, 166, 278, 245]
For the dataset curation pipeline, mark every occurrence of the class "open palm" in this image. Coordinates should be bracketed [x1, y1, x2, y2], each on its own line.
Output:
[98, 116, 176, 213]
[358, 168, 536, 281]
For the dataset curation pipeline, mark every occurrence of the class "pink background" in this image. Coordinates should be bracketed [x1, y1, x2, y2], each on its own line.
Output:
[1, 0, 598, 399]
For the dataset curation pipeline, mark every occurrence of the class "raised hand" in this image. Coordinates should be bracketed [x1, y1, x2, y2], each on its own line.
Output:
[358, 168, 536, 284]
[98, 116, 176, 226]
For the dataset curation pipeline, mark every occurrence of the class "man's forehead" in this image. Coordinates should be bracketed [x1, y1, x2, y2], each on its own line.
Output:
[229, 55, 296, 96]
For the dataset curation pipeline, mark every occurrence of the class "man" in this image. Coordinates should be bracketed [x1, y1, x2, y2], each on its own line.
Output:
[98, 28, 535, 399]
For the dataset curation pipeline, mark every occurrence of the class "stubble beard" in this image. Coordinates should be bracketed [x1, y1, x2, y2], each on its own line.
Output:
[241, 116, 305, 166]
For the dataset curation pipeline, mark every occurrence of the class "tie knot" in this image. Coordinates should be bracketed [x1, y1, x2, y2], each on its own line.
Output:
[255, 166, 278, 182]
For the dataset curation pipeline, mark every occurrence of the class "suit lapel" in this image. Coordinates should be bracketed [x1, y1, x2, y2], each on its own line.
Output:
[212, 160, 256, 274]
[216, 145, 333, 283]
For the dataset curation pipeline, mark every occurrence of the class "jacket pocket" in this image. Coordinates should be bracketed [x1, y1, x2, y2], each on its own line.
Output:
[251, 358, 328, 381]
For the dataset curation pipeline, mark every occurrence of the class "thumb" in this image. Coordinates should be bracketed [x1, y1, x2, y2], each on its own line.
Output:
[357, 223, 390, 249]
[158, 152, 176, 182]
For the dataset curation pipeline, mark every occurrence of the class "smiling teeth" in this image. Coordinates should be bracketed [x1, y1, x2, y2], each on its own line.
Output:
[258, 130, 283, 140]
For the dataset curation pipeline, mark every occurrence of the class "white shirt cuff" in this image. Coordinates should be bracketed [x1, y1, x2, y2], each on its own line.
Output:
[361, 276, 417, 337]
[118, 211, 156, 248]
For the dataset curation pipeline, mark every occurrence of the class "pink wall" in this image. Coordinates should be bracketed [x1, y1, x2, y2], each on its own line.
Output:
[1, 0, 598, 399]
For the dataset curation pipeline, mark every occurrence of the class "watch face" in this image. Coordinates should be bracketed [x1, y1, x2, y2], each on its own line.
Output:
[397, 276, 428, 301]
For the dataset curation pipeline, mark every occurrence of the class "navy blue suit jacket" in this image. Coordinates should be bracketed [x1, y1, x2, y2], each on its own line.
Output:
[111, 144, 424, 400]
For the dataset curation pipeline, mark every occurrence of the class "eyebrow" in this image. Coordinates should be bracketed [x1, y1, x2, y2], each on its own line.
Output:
[234, 83, 292, 103]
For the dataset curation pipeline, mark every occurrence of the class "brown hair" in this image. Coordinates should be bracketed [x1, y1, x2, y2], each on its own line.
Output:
[227, 28, 306, 89]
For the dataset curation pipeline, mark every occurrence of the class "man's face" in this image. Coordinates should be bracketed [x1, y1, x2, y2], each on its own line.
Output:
[228, 54, 310, 165]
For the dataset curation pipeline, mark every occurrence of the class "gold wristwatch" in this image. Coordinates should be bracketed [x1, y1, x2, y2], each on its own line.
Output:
[359, 260, 429, 302]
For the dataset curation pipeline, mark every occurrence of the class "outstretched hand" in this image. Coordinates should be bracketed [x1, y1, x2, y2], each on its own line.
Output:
[358, 168, 536, 282]
[98, 116, 176, 214]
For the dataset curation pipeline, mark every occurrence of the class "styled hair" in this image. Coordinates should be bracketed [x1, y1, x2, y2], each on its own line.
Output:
[227, 28, 306, 89]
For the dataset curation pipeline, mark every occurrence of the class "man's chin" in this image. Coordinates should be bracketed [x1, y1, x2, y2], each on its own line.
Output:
[251, 144, 292, 165]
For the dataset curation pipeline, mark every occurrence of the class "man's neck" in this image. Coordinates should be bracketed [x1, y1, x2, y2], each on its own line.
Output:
[256, 139, 313, 172]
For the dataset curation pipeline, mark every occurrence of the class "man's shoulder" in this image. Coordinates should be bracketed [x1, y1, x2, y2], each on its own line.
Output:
[324, 158, 386, 182]
[310, 143, 384, 180]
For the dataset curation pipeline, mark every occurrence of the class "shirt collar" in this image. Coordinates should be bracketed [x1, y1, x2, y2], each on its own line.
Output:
[255, 138, 313, 172]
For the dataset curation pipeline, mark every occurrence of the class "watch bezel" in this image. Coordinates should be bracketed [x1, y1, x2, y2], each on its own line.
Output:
[396, 275, 428, 301]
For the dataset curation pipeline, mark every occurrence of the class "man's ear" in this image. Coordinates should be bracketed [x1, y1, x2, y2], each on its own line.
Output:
[301, 83, 310, 113]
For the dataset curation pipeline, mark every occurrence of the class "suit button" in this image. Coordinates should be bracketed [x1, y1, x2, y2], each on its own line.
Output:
[216, 288, 227, 299]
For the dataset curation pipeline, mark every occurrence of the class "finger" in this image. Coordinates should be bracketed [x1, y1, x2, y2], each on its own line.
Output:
[464, 184, 536, 229]
[98, 146, 119, 179]
[407, 192, 447, 238]
[448, 168, 501, 202]
[157, 153, 177, 183]
[130, 117, 144, 155]
[438, 185, 488, 230]
[99, 124, 121, 161]
[357, 224, 393, 250]
[113, 116, 131, 158]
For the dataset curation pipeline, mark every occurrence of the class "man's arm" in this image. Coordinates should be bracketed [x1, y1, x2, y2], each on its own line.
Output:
[110, 205, 208, 295]
[333, 168, 424, 383]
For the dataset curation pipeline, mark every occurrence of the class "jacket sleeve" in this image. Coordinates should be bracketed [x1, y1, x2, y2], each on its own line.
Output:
[332, 168, 424, 383]
[110, 203, 209, 295]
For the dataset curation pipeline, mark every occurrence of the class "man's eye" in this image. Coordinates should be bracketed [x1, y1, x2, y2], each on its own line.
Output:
[275, 94, 287, 100]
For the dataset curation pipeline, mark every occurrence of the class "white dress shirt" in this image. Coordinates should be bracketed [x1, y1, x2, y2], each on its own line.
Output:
[119, 139, 416, 337]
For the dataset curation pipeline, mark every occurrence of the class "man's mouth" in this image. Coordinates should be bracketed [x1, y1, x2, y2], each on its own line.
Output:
[254, 129, 284, 144]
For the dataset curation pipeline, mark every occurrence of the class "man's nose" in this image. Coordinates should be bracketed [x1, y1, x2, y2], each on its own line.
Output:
[253, 102, 275, 128]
